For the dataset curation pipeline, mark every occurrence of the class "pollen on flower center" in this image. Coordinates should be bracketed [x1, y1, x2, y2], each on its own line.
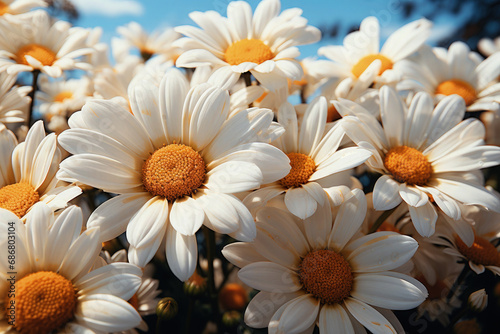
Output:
[141, 144, 206, 201]
[16, 44, 57, 67]
[435, 79, 477, 106]
[351, 54, 393, 78]
[224, 39, 274, 66]
[299, 249, 353, 304]
[0, 182, 39, 218]
[0, 1, 9, 15]
[7, 271, 77, 334]
[279, 153, 315, 188]
[383, 145, 432, 186]
[54, 91, 73, 103]
[455, 235, 500, 267]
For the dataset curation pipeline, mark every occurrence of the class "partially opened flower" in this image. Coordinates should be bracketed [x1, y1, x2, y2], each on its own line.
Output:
[396, 42, 500, 112]
[0, 10, 94, 77]
[57, 69, 290, 280]
[0, 121, 81, 219]
[318, 16, 431, 87]
[337, 86, 500, 240]
[244, 96, 372, 219]
[223, 190, 427, 333]
[175, 0, 321, 90]
[0, 203, 143, 333]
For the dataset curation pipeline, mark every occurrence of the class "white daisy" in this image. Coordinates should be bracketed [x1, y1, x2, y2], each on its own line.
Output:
[318, 16, 431, 87]
[395, 42, 500, 112]
[336, 86, 500, 239]
[0, 0, 46, 16]
[0, 203, 143, 333]
[100, 250, 161, 334]
[38, 76, 93, 133]
[243, 96, 372, 219]
[0, 71, 31, 124]
[0, 121, 81, 219]
[0, 10, 94, 77]
[116, 21, 182, 64]
[57, 69, 290, 281]
[222, 190, 427, 333]
[175, 0, 321, 91]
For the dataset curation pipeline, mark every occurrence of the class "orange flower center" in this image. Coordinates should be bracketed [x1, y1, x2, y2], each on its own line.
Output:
[279, 153, 316, 188]
[224, 39, 274, 66]
[455, 235, 500, 267]
[327, 104, 341, 122]
[54, 91, 73, 103]
[6, 271, 77, 334]
[0, 1, 9, 15]
[0, 182, 39, 218]
[16, 44, 56, 67]
[384, 146, 432, 186]
[435, 79, 477, 106]
[351, 54, 393, 78]
[298, 249, 353, 304]
[141, 144, 206, 201]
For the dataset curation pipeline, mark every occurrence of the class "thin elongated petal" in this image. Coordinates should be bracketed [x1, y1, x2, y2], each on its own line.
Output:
[166, 224, 197, 281]
[238, 262, 301, 293]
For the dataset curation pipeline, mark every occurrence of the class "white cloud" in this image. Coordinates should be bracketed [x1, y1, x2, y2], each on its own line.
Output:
[72, 0, 144, 17]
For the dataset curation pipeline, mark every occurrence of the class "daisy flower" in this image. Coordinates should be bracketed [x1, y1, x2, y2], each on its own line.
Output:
[0, 71, 31, 124]
[0, 10, 94, 77]
[336, 86, 500, 239]
[116, 21, 182, 63]
[57, 69, 290, 280]
[318, 16, 431, 87]
[0, 121, 81, 219]
[395, 42, 500, 112]
[0, 0, 46, 16]
[243, 96, 372, 219]
[100, 250, 161, 334]
[38, 76, 93, 133]
[175, 0, 321, 91]
[0, 203, 143, 333]
[222, 190, 427, 333]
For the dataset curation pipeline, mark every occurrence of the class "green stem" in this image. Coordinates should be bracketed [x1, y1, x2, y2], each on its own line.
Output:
[203, 227, 222, 331]
[184, 297, 194, 334]
[155, 316, 162, 334]
[27, 70, 40, 127]
[368, 206, 398, 233]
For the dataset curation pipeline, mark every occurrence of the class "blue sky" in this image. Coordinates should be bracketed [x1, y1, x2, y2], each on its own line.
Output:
[70, 0, 472, 58]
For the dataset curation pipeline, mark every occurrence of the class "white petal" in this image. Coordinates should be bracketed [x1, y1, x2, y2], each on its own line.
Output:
[166, 223, 197, 281]
[127, 197, 169, 249]
[222, 242, 268, 268]
[238, 262, 301, 293]
[208, 66, 240, 90]
[244, 291, 299, 329]
[274, 294, 320, 334]
[170, 197, 204, 236]
[206, 160, 263, 193]
[277, 101, 298, 153]
[318, 304, 355, 334]
[348, 233, 418, 272]
[380, 86, 404, 148]
[344, 298, 396, 334]
[284, 187, 317, 219]
[298, 96, 327, 155]
[59, 227, 101, 281]
[399, 184, 428, 207]
[373, 175, 402, 210]
[408, 200, 437, 237]
[195, 191, 239, 234]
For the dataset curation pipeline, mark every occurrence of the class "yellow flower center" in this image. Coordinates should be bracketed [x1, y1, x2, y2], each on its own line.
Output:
[435, 79, 477, 106]
[6, 271, 77, 334]
[455, 235, 500, 267]
[0, 1, 9, 15]
[298, 249, 353, 304]
[0, 182, 40, 218]
[16, 44, 56, 67]
[279, 153, 316, 188]
[141, 144, 206, 201]
[351, 54, 393, 78]
[383, 146, 432, 186]
[224, 39, 274, 66]
[54, 91, 73, 103]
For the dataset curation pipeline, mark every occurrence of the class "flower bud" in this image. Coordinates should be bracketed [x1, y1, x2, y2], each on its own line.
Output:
[156, 297, 178, 320]
[219, 283, 248, 311]
[468, 289, 488, 312]
[184, 271, 207, 296]
[222, 310, 241, 328]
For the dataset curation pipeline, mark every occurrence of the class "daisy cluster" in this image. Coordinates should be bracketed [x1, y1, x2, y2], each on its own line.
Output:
[0, 0, 500, 333]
